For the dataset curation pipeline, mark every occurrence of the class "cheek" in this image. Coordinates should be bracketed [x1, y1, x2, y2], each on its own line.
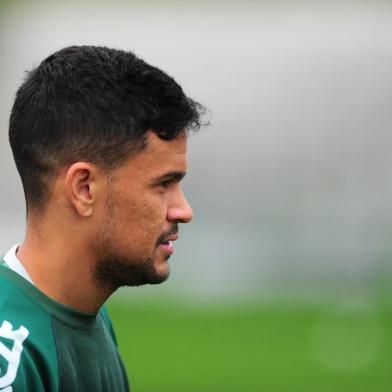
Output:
[118, 197, 167, 244]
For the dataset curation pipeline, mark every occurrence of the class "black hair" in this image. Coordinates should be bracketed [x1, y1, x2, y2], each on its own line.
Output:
[9, 45, 205, 210]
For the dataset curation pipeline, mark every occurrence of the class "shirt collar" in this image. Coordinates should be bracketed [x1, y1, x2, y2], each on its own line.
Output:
[3, 244, 34, 285]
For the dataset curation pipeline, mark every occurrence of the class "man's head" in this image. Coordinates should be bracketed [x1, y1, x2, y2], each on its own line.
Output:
[9, 46, 203, 290]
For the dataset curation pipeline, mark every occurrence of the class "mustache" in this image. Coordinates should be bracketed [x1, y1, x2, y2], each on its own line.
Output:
[156, 224, 178, 245]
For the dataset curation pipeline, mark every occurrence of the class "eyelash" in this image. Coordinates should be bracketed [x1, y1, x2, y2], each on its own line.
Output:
[160, 180, 172, 189]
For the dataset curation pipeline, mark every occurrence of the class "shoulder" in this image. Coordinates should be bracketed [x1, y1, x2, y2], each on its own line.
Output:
[0, 266, 50, 328]
[0, 269, 59, 391]
[0, 318, 58, 391]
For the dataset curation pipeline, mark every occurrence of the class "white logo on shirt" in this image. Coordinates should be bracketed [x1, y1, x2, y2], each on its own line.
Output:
[0, 321, 29, 391]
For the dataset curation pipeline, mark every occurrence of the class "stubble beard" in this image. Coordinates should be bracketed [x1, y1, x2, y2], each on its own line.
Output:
[94, 253, 169, 292]
[92, 193, 170, 292]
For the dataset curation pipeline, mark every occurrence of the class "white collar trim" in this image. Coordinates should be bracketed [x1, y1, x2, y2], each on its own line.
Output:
[4, 244, 34, 285]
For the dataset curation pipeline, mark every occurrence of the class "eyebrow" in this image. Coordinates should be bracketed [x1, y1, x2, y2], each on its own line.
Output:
[155, 171, 186, 183]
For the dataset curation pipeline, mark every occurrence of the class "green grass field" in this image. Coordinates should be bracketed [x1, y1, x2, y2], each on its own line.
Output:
[108, 296, 392, 392]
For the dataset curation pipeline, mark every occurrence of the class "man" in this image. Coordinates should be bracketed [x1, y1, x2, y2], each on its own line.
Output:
[0, 46, 204, 391]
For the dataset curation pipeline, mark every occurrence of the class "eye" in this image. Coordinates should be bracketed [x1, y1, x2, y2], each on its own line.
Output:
[159, 179, 172, 189]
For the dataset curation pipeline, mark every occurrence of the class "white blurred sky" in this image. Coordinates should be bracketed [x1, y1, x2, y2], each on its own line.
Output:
[1, 0, 392, 300]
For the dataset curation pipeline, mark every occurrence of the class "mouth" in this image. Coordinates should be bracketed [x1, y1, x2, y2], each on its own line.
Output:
[157, 241, 174, 256]
[157, 234, 179, 256]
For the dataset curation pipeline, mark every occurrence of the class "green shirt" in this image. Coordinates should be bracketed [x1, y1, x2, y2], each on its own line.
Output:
[0, 263, 130, 391]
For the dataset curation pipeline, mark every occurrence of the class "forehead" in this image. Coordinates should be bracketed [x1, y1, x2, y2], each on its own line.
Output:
[116, 131, 188, 178]
[143, 130, 188, 156]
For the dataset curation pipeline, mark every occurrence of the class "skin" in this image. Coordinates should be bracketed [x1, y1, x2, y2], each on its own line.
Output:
[16, 130, 193, 313]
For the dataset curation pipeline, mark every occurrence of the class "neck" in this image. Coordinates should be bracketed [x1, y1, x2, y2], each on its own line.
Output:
[17, 217, 112, 313]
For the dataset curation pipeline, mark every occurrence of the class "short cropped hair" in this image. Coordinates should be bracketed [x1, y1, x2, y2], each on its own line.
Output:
[9, 45, 204, 210]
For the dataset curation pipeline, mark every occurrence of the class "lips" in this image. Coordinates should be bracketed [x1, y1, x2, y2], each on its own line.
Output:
[157, 233, 178, 256]
[160, 234, 179, 244]
[158, 240, 175, 256]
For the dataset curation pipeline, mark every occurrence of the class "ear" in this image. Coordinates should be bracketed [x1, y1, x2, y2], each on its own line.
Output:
[65, 162, 102, 217]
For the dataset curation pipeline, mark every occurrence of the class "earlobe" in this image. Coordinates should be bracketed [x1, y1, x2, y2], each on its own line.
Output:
[65, 163, 97, 218]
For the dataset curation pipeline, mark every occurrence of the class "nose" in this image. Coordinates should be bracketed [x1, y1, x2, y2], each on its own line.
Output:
[167, 187, 193, 223]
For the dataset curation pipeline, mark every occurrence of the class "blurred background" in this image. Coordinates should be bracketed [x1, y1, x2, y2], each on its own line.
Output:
[0, 1, 391, 391]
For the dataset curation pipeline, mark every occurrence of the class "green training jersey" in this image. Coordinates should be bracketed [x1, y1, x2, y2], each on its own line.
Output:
[0, 262, 130, 391]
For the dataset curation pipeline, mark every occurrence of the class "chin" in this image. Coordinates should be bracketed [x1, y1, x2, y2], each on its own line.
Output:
[94, 255, 170, 289]
[154, 261, 171, 281]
